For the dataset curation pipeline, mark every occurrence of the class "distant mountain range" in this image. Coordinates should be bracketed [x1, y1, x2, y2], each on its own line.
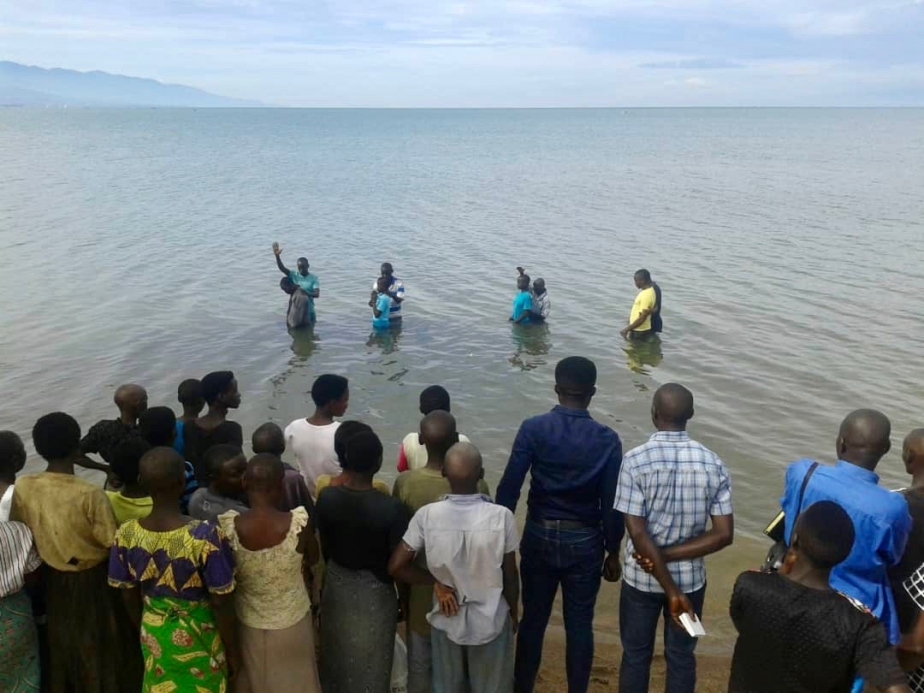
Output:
[0, 61, 262, 107]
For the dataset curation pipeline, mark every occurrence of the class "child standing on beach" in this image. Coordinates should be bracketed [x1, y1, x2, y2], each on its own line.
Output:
[510, 274, 533, 324]
[109, 447, 239, 692]
[188, 445, 249, 523]
[106, 438, 154, 524]
[371, 277, 392, 331]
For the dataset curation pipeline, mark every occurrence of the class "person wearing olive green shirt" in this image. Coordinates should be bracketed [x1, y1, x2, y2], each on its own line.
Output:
[392, 411, 490, 693]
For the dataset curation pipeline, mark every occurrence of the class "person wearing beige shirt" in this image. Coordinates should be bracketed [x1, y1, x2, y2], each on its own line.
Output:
[10, 412, 141, 692]
[219, 454, 321, 693]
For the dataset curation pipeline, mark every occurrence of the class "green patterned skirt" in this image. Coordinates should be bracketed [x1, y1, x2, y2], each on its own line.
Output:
[0, 590, 40, 692]
[140, 595, 227, 693]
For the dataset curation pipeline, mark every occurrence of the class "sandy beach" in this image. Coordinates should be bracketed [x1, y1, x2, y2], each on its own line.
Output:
[533, 536, 768, 692]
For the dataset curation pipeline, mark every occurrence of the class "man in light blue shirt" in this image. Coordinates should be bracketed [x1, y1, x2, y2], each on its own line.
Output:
[510, 274, 533, 324]
[781, 409, 912, 644]
[273, 243, 320, 324]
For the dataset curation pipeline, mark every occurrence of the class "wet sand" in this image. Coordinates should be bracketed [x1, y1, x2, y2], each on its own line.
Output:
[534, 536, 768, 692]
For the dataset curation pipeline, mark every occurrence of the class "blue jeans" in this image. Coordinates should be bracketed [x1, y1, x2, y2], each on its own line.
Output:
[618, 582, 707, 693]
[514, 521, 604, 693]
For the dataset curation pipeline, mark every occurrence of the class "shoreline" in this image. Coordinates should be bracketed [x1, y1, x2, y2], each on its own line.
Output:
[534, 534, 768, 691]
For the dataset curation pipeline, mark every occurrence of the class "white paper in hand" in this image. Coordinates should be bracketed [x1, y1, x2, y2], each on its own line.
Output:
[679, 613, 706, 638]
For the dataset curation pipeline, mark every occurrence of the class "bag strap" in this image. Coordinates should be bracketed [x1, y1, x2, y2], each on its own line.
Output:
[796, 462, 820, 517]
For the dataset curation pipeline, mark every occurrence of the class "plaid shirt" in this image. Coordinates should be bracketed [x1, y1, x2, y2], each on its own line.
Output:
[615, 430, 733, 594]
[904, 565, 924, 692]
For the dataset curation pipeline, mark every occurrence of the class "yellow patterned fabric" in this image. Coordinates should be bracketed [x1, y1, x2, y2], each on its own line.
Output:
[219, 507, 311, 630]
[108, 520, 235, 601]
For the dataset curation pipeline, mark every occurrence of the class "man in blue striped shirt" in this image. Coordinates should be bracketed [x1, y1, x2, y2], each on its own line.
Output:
[615, 383, 734, 693]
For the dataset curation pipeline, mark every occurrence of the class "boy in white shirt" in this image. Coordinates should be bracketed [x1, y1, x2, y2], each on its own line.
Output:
[390, 442, 520, 693]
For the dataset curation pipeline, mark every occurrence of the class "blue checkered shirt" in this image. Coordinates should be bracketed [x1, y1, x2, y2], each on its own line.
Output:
[615, 431, 733, 594]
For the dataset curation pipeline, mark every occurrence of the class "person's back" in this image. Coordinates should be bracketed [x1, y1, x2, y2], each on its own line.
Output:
[729, 501, 908, 693]
[412, 494, 515, 642]
[785, 461, 910, 634]
[496, 357, 623, 693]
[730, 571, 903, 692]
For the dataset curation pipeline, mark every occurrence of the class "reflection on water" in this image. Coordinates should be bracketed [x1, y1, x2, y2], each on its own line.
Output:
[624, 336, 663, 376]
[367, 324, 403, 355]
[289, 327, 320, 361]
[509, 323, 552, 371]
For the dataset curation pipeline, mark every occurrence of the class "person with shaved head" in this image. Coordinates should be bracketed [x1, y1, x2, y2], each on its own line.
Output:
[78, 382, 148, 474]
[392, 412, 491, 693]
[218, 454, 321, 693]
[780, 410, 911, 650]
[390, 442, 520, 693]
[109, 447, 239, 691]
[615, 383, 734, 693]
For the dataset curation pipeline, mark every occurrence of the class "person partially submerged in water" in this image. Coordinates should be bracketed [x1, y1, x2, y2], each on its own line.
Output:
[274, 242, 319, 327]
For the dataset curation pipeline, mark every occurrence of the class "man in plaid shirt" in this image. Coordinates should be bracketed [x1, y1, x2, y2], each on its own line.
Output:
[614, 383, 734, 693]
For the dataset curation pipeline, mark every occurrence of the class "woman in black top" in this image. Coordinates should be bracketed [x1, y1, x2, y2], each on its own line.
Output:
[315, 429, 408, 693]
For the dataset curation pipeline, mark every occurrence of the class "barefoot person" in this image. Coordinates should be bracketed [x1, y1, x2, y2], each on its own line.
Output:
[274, 243, 320, 326]
[219, 454, 321, 693]
[109, 447, 239, 692]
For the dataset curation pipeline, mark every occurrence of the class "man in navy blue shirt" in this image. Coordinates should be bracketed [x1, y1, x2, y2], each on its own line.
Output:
[497, 356, 623, 693]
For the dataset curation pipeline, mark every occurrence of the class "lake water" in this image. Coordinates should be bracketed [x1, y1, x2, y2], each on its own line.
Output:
[1, 108, 923, 535]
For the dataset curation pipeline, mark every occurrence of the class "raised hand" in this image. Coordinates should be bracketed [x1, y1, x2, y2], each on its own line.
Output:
[273, 242, 282, 256]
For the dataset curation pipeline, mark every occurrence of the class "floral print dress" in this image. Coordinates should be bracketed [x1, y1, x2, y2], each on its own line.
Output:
[108, 520, 235, 693]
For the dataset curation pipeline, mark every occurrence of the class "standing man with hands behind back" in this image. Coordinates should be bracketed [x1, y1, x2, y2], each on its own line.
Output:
[497, 356, 623, 693]
[616, 383, 733, 693]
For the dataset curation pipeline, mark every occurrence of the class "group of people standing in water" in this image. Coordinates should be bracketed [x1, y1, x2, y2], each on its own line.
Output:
[272, 244, 663, 340]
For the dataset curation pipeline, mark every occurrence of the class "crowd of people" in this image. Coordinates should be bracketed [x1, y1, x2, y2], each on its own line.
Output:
[1, 353, 923, 693]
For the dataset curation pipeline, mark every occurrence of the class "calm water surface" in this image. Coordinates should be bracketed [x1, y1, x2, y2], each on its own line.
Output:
[1, 108, 923, 535]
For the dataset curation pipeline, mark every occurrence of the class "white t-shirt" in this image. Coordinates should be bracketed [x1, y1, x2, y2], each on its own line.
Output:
[284, 419, 342, 499]
[401, 431, 471, 472]
[402, 494, 519, 646]
[0, 485, 13, 521]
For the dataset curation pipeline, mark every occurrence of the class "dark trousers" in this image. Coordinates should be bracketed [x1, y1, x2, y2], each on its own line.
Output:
[618, 582, 706, 693]
[514, 521, 604, 693]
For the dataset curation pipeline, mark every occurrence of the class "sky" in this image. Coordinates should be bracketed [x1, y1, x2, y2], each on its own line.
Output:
[1, 0, 923, 107]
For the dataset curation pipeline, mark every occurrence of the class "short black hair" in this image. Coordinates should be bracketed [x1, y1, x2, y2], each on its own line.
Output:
[635, 269, 652, 282]
[252, 422, 285, 456]
[0, 431, 26, 478]
[245, 453, 285, 492]
[139, 447, 186, 495]
[200, 371, 235, 405]
[334, 421, 373, 464]
[111, 438, 152, 486]
[203, 444, 244, 481]
[311, 374, 349, 407]
[343, 430, 383, 475]
[795, 501, 856, 570]
[139, 407, 177, 447]
[32, 412, 81, 461]
[555, 357, 597, 394]
[420, 385, 451, 415]
[178, 379, 203, 405]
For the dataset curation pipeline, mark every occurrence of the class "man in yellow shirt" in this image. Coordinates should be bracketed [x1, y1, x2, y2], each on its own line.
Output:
[621, 269, 662, 341]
